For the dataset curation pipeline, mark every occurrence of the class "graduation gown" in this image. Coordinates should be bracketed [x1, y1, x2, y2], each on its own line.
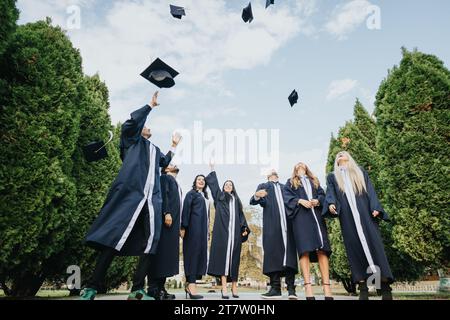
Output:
[148, 174, 182, 278]
[323, 168, 394, 283]
[283, 178, 331, 262]
[181, 189, 209, 280]
[250, 181, 298, 276]
[85, 105, 173, 256]
[206, 171, 250, 282]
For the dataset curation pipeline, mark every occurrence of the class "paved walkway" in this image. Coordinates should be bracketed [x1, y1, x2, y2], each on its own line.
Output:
[87, 292, 368, 300]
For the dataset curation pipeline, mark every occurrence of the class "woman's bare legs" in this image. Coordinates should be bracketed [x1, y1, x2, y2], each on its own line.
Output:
[317, 251, 332, 297]
[300, 253, 314, 297]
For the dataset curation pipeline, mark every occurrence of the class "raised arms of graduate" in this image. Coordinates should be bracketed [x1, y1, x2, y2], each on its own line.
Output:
[120, 92, 159, 160]
[121, 91, 159, 141]
[205, 160, 226, 203]
[159, 132, 182, 168]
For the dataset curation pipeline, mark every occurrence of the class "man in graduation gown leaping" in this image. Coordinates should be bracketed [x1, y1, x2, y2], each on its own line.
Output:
[80, 91, 181, 300]
[250, 169, 299, 299]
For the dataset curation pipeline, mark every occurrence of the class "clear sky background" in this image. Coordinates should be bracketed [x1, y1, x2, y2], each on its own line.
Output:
[17, 0, 450, 207]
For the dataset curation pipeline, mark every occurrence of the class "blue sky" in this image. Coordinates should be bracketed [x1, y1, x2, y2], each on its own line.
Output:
[17, 0, 450, 207]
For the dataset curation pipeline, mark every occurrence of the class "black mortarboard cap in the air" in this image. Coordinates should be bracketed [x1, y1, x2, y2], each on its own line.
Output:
[140, 58, 179, 88]
[170, 5, 186, 19]
[242, 2, 254, 23]
[288, 90, 299, 107]
[83, 141, 108, 162]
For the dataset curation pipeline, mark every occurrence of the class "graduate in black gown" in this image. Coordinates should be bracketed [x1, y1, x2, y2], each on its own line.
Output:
[145, 164, 182, 300]
[323, 151, 394, 300]
[206, 161, 250, 299]
[283, 162, 333, 300]
[180, 175, 210, 299]
[250, 169, 299, 300]
[81, 92, 181, 300]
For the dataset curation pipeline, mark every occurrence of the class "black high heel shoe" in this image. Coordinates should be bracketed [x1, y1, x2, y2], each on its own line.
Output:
[322, 283, 334, 300]
[221, 290, 229, 299]
[231, 290, 239, 299]
[185, 285, 203, 300]
[304, 283, 315, 300]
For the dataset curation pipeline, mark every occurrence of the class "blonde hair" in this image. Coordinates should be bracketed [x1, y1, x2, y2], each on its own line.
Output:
[333, 151, 367, 195]
[290, 162, 320, 190]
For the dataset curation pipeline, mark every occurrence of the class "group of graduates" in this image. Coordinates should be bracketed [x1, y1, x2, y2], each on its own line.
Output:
[80, 92, 394, 301]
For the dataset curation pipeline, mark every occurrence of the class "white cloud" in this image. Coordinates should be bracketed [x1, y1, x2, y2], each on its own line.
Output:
[326, 78, 358, 101]
[195, 106, 247, 120]
[324, 0, 374, 40]
[17, 0, 319, 123]
[17, 0, 96, 27]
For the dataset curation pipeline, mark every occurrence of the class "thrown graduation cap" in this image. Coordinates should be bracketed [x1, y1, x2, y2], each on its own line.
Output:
[170, 4, 186, 19]
[265, 0, 274, 8]
[288, 90, 299, 107]
[83, 131, 114, 162]
[141, 58, 179, 88]
[242, 2, 253, 23]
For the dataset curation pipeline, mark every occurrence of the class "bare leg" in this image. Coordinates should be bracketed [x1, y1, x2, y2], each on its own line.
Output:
[188, 283, 197, 295]
[300, 253, 313, 297]
[221, 276, 228, 295]
[317, 251, 332, 297]
[231, 281, 238, 295]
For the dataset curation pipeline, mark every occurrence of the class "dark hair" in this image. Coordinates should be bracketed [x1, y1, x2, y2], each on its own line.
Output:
[222, 180, 243, 212]
[192, 174, 208, 199]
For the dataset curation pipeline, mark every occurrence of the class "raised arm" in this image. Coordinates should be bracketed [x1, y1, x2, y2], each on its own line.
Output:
[121, 105, 152, 142]
[159, 132, 182, 168]
[205, 171, 225, 203]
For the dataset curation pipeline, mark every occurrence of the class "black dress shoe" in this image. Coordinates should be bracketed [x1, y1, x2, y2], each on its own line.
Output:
[380, 282, 393, 300]
[221, 290, 229, 299]
[287, 287, 298, 300]
[161, 289, 175, 300]
[185, 287, 203, 300]
[358, 282, 369, 300]
[261, 287, 282, 299]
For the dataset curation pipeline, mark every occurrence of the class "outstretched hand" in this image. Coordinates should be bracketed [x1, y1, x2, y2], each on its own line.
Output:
[150, 91, 160, 108]
[172, 131, 182, 147]
[255, 190, 268, 198]
[209, 158, 215, 172]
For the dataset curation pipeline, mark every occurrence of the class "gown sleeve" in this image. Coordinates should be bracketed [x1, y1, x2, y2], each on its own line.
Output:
[239, 205, 251, 243]
[121, 105, 152, 142]
[161, 175, 170, 217]
[249, 183, 268, 207]
[120, 105, 152, 160]
[181, 192, 193, 230]
[322, 172, 340, 219]
[282, 182, 301, 220]
[363, 168, 389, 221]
[205, 171, 226, 203]
[316, 184, 326, 207]
[159, 149, 174, 168]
